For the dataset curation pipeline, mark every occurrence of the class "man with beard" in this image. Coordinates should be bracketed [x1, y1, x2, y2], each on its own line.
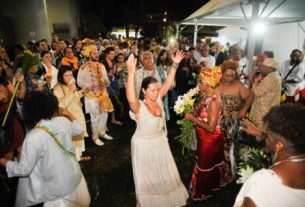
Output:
[279, 49, 305, 103]
[77, 45, 114, 146]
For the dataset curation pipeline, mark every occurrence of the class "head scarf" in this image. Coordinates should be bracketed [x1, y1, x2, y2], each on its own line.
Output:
[81, 45, 97, 58]
[81, 38, 95, 44]
[256, 54, 267, 61]
[263, 58, 278, 69]
[198, 66, 222, 88]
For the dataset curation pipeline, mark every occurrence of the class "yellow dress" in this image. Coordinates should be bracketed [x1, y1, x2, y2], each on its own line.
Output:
[53, 84, 88, 160]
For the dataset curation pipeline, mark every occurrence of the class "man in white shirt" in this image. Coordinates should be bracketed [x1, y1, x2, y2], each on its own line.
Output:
[193, 43, 203, 63]
[0, 92, 90, 207]
[198, 44, 215, 68]
[134, 51, 161, 98]
[279, 49, 305, 103]
[77, 46, 114, 146]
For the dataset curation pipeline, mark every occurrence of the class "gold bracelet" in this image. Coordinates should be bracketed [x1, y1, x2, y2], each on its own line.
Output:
[172, 63, 179, 69]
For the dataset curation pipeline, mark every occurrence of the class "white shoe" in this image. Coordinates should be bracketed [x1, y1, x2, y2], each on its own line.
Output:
[102, 134, 113, 140]
[94, 139, 104, 146]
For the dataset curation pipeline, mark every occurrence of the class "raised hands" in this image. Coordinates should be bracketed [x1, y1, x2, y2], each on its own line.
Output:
[127, 54, 137, 75]
[171, 50, 185, 65]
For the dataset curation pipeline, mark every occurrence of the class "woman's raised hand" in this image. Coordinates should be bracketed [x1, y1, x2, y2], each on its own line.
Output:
[171, 50, 185, 64]
[127, 54, 137, 74]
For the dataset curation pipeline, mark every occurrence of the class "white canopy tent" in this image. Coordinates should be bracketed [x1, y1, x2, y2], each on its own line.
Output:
[214, 26, 248, 48]
[177, 0, 305, 70]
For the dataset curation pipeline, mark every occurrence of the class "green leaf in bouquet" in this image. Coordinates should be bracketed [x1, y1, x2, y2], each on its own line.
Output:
[184, 104, 193, 112]
[175, 119, 195, 155]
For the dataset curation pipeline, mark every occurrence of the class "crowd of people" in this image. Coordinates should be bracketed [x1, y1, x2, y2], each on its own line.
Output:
[0, 33, 305, 206]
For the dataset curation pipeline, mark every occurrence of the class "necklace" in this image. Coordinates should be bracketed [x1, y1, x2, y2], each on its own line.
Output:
[270, 154, 305, 168]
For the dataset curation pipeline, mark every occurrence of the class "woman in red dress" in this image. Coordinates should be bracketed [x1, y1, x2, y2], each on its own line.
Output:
[0, 63, 26, 160]
[185, 66, 230, 201]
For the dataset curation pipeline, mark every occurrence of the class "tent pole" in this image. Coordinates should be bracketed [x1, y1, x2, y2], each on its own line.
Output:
[246, 2, 260, 75]
[193, 19, 198, 47]
[176, 24, 180, 40]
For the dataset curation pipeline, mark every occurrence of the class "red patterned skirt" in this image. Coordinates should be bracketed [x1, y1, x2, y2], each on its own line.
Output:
[189, 126, 231, 201]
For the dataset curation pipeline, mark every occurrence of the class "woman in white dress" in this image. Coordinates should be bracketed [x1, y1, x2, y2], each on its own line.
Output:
[126, 52, 189, 207]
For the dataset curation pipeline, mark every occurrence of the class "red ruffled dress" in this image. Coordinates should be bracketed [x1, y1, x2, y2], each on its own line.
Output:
[189, 96, 231, 201]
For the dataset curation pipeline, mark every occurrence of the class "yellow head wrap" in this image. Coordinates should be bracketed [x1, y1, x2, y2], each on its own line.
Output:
[81, 38, 95, 44]
[198, 66, 222, 88]
[81, 45, 98, 58]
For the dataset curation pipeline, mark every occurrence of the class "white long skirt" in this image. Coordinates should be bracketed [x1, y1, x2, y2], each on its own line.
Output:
[44, 176, 90, 207]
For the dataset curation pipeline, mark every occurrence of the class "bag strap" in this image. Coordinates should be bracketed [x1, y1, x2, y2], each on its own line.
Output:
[283, 63, 299, 80]
[35, 125, 78, 162]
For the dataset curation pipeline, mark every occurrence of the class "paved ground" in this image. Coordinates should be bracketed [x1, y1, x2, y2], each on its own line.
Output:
[0, 113, 240, 207]
[81, 115, 240, 207]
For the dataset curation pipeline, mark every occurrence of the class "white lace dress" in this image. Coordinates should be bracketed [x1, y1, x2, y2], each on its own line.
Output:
[130, 97, 189, 207]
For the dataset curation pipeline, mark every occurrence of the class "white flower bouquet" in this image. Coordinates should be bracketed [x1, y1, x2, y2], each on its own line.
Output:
[236, 146, 270, 184]
[174, 87, 199, 154]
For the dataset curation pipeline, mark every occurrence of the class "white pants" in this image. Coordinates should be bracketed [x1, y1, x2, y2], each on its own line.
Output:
[90, 112, 108, 140]
[44, 175, 90, 207]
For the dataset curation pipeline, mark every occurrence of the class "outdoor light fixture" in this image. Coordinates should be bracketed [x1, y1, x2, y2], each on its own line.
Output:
[163, 18, 167, 22]
[169, 37, 175, 45]
[253, 22, 266, 35]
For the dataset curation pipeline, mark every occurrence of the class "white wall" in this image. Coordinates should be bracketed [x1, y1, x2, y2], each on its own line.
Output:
[262, 21, 305, 64]
[214, 22, 305, 66]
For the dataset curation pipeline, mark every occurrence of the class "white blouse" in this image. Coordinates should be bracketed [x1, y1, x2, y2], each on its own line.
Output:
[234, 169, 305, 207]
[6, 117, 84, 206]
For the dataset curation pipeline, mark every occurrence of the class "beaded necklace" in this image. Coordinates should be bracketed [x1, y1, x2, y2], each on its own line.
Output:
[88, 61, 104, 92]
[35, 124, 78, 162]
[270, 154, 305, 168]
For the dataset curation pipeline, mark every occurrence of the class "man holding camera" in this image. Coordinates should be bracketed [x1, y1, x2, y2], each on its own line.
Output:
[279, 49, 305, 103]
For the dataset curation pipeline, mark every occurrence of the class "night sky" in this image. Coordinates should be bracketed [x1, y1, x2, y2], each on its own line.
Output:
[80, 0, 209, 30]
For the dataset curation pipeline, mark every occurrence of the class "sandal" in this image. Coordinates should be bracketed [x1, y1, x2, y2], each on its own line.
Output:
[80, 155, 92, 161]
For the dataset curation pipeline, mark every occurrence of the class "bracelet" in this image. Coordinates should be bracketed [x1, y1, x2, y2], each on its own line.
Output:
[172, 63, 179, 69]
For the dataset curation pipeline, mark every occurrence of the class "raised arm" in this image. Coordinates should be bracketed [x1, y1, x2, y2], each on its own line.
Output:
[126, 54, 140, 114]
[15, 73, 26, 99]
[159, 50, 185, 98]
